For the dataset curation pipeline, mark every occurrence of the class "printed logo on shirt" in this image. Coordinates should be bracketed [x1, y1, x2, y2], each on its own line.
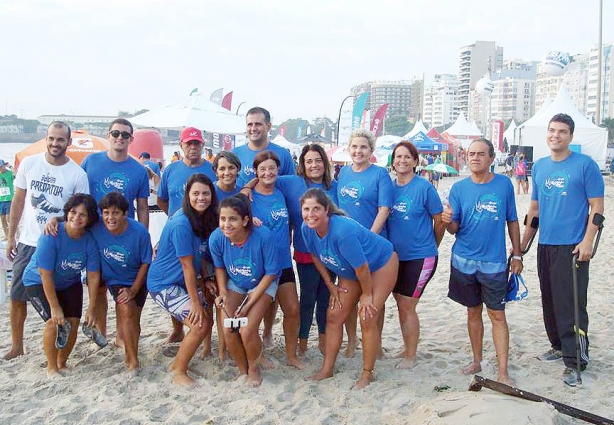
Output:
[319, 250, 341, 269]
[103, 245, 129, 266]
[228, 258, 255, 280]
[242, 165, 255, 179]
[172, 183, 188, 201]
[339, 182, 364, 205]
[59, 253, 85, 276]
[473, 194, 500, 221]
[391, 195, 413, 220]
[269, 202, 289, 223]
[100, 172, 130, 195]
[541, 171, 568, 197]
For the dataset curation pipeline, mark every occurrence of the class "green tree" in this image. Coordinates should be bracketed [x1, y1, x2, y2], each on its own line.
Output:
[600, 117, 614, 146]
[384, 115, 411, 137]
[117, 110, 132, 118]
[311, 117, 334, 139]
[276, 118, 309, 142]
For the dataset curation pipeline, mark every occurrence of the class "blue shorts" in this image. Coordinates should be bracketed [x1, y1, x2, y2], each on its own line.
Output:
[150, 285, 207, 322]
[226, 278, 278, 300]
[447, 253, 508, 310]
[0, 201, 10, 215]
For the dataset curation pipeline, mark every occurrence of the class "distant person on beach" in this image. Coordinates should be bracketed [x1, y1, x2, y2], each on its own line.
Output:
[0, 159, 14, 240]
[139, 152, 161, 212]
[139, 152, 161, 177]
[301, 188, 398, 389]
[156, 127, 217, 348]
[171, 151, 182, 162]
[23, 194, 100, 378]
[441, 138, 522, 386]
[387, 141, 445, 369]
[514, 153, 528, 195]
[521, 114, 604, 387]
[4, 121, 89, 361]
[81, 118, 149, 344]
[204, 148, 215, 164]
[90, 192, 152, 373]
[147, 174, 217, 387]
[211, 194, 281, 387]
[232, 107, 295, 187]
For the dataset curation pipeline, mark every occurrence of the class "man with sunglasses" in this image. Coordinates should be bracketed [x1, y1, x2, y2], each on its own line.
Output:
[4, 121, 89, 360]
[80, 118, 149, 343]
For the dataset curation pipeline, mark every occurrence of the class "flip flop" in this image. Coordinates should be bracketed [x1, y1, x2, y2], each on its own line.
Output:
[82, 323, 108, 348]
[55, 322, 71, 350]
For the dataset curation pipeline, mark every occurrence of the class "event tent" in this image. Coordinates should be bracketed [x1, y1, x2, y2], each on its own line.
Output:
[503, 120, 518, 146]
[444, 113, 482, 148]
[518, 85, 608, 170]
[271, 134, 302, 155]
[410, 131, 448, 152]
[403, 120, 429, 139]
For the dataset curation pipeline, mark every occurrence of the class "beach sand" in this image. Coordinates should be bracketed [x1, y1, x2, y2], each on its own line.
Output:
[1, 174, 613, 425]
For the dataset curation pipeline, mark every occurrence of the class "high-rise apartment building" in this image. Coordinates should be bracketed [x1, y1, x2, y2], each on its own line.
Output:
[350, 78, 423, 122]
[535, 53, 589, 116]
[422, 74, 459, 128]
[458, 41, 504, 119]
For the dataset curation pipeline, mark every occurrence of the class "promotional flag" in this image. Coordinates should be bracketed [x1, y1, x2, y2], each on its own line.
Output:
[338, 97, 354, 145]
[491, 120, 504, 152]
[222, 92, 233, 111]
[352, 92, 369, 130]
[296, 123, 303, 139]
[210, 88, 223, 105]
[279, 125, 287, 137]
[189, 88, 198, 95]
[370, 103, 389, 138]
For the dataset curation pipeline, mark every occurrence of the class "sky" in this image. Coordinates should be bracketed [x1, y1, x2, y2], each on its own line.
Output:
[1, 0, 613, 125]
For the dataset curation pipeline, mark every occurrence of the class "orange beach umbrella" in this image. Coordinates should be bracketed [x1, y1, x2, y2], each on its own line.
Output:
[14, 130, 110, 170]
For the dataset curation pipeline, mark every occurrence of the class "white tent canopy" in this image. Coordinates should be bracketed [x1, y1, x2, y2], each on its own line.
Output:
[131, 91, 246, 134]
[518, 85, 608, 169]
[271, 134, 302, 155]
[376, 134, 402, 147]
[444, 113, 482, 148]
[503, 120, 518, 146]
[404, 120, 429, 139]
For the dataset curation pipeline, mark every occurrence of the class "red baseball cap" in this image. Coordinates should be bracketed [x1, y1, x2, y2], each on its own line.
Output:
[180, 127, 204, 143]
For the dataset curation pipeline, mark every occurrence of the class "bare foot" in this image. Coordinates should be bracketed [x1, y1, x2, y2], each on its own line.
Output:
[246, 365, 262, 387]
[299, 339, 308, 356]
[46, 369, 63, 379]
[305, 369, 333, 381]
[167, 330, 184, 344]
[262, 335, 274, 349]
[3, 348, 24, 360]
[126, 361, 140, 373]
[258, 356, 278, 370]
[172, 372, 199, 388]
[344, 340, 358, 358]
[377, 348, 385, 360]
[461, 361, 482, 375]
[355, 370, 375, 389]
[287, 355, 305, 370]
[395, 357, 417, 370]
[318, 335, 326, 355]
[199, 347, 212, 359]
[391, 350, 406, 359]
[497, 373, 514, 387]
[114, 337, 125, 349]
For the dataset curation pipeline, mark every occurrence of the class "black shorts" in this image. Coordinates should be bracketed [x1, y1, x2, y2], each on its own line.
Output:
[393, 256, 438, 298]
[108, 284, 148, 308]
[279, 267, 297, 286]
[26, 283, 83, 322]
[448, 264, 507, 311]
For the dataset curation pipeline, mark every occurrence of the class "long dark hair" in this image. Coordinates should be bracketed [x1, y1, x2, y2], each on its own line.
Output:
[182, 173, 218, 239]
[297, 144, 333, 189]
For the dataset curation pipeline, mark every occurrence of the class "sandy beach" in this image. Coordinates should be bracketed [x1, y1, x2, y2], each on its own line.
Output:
[1, 173, 613, 425]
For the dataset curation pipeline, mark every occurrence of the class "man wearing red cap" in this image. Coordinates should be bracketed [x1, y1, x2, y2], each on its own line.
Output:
[156, 126, 216, 345]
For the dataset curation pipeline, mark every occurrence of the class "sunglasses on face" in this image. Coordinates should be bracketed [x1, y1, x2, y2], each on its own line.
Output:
[109, 130, 132, 140]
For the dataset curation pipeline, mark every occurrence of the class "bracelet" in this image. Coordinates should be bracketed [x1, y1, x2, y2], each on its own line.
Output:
[512, 255, 523, 261]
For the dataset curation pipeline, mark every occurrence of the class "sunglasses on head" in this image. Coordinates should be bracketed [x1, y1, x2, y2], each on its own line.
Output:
[109, 130, 132, 140]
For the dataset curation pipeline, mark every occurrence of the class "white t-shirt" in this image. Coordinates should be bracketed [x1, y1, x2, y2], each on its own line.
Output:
[14, 153, 90, 247]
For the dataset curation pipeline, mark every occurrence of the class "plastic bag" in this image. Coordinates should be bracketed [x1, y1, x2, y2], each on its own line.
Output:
[505, 273, 528, 303]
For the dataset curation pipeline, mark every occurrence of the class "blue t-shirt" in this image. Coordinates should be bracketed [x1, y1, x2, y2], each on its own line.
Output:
[157, 160, 216, 216]
[251, 188, 292, 269]
[337, 164, 393, 236]
[276, 175, 338, 253]
[388, 177, 443, 261]
[233, 142, 296, 187]
[209, 226, 281, 290]
[449, 174, 518, 263]
[23, 223, 100, 290]
[90, 218, 153, 287]
[215, 184, 241, 203]
[147, 209, 209, 293]
[301, 215, 394, 280]
[81, 152, 149, 217]
[144, 160, 161, 177]
[531, 152, 604, 245]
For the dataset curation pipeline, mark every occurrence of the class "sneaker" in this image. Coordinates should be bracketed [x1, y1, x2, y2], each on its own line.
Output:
[538, 348, 563, 361]
[562, 367, 579, 387]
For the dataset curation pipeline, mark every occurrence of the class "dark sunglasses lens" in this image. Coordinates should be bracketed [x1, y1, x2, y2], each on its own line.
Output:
[110, 130, 132, 139]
